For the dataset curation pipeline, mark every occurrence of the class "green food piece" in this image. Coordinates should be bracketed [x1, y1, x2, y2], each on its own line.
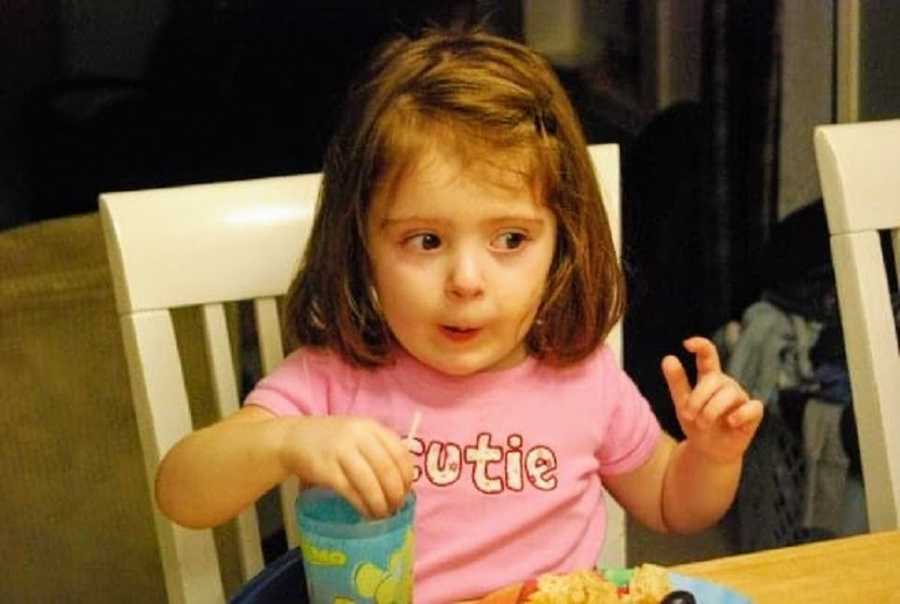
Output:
[602, 567, 634, 587]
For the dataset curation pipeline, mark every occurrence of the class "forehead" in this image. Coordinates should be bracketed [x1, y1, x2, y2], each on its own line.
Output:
[372, 147, 544, 218]
[371, 146, 545, 222]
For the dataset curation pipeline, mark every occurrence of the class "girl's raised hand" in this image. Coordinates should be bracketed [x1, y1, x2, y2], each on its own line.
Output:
[280, 416, 414, 519]
[661, 337, 764, 465]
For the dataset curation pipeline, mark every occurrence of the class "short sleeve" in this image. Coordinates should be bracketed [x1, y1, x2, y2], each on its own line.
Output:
[243, 348, 356, 417]
[594, 348, 662, 476]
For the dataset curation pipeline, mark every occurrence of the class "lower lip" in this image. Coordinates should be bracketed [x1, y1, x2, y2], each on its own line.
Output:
[440, 326, 481, 342]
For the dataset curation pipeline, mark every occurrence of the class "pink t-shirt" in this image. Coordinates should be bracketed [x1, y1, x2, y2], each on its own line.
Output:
[246, 345, 661, 604]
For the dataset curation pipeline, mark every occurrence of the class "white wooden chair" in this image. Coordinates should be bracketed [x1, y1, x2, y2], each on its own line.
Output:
[814, 118, 900, 533]
[99, 144, 624, 603]
[587, 145, 627, 570]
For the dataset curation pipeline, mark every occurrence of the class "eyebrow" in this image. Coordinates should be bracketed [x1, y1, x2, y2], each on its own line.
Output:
[379, 215, 449, 230]
[380, 215, 547, 230]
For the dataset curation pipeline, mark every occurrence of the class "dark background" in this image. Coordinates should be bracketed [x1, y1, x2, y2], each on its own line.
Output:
[1, 2, 523, 225]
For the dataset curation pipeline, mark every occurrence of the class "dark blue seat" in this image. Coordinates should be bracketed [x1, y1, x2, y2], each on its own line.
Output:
[230, 548, 308, 603]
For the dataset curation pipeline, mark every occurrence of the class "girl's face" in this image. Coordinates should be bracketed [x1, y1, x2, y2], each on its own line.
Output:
[367, 148, 557, 376]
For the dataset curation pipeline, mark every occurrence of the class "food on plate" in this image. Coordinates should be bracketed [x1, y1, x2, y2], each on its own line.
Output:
[476, 564, 691, 604]
[526, 569, 618, 603]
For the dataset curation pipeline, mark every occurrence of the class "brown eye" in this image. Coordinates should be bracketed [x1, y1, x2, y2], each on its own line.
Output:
[493, 232, 527, 250]
[411, 233, 441, 250]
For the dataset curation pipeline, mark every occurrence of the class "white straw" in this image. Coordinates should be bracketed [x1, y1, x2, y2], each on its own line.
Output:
[405, 410, 422, 450]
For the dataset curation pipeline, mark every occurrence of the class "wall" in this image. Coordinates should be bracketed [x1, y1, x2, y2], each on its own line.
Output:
[779, 0, 900, 219]
[656, 1, 839, 221]
[778, 0, 835, 219]
[656, 0, 703, 109]
[522, 0, 597, 68]
[859, 1, 900, 121]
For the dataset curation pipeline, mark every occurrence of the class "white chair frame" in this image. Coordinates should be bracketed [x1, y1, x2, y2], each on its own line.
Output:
[100, 144, 624, 603]
[814, 118, 900, 532]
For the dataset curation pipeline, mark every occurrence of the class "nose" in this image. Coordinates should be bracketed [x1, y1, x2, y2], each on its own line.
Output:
[446, 248, 485, 299]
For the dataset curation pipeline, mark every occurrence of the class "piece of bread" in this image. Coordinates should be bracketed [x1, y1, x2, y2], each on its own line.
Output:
[528, 569, 619, 603]
[621, 564, 670, 604]
[474, 565, 671, 604]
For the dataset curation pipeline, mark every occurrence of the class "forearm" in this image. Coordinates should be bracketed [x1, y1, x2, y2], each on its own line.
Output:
[661, 440, 741, 534]
[155, 412, 296, 529]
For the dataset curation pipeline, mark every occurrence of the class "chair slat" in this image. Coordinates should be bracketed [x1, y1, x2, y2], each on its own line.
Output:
[278, 477, 301, 550]
[120, 310, 225, 603]
[831, 231, 900, 530]
[201, 303, 241, 418]
[253, 297, 301, 548]
[588, 144, 626, 570]
[201, 304, 265, 580]
[589, 144, 623, 372]
[589, 144, 621, 258]
[892, 229, 900, 283]
[254, 297, 285, 375]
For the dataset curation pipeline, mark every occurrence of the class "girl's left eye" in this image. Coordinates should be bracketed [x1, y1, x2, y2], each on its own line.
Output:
[407, 233, 442, 251]
[492, 232, 528, 250]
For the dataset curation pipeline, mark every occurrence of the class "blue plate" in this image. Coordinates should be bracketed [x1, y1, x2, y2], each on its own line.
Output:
[669, 572, 752, 604]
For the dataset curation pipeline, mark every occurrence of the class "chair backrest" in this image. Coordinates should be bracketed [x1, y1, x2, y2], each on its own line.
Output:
[814, 119, 900, 532]
[100, 144, 623, 603]
[101, 174, 320, 604]
[588, 145, 626, 570]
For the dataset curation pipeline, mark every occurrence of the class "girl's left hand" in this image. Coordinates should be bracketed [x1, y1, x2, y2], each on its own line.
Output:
[661, 336, 764, 465]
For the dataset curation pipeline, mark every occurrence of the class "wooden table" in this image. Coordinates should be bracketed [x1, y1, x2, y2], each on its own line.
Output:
[673, 530, 900, 602]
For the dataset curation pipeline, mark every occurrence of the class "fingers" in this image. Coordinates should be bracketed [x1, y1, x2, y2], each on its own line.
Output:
[663, 337, 736, 422]
[373, 426, 415, 493]
[331, 475, 374, 520]
[660, 337, 763, 463]
[726, 398, 764, 432]
[661, 337, 724, 412]
[683, 336, 721, 376]
[338, 443, 391, 518]
[363, 427, 413, 514]
[676, 370, 761, 435]
[662, 344, 754, 428]
[688, 376, 748, 429]
[334, 420, 412, 519]
[661, 355, 691, 412]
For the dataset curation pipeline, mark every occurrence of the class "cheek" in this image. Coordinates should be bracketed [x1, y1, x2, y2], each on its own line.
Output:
[535, 233, 558, 290]
[523, 242, 556, 300]
[498, 267, 549, 324]
[369, 245, 403, 294]
[373, 264, 430, 315]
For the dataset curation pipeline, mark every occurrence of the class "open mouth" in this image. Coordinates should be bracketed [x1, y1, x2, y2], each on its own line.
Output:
[439, 325, 481, 342]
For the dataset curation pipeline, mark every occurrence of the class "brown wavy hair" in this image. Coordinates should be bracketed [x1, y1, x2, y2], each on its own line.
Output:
[283, 28, 624, 368]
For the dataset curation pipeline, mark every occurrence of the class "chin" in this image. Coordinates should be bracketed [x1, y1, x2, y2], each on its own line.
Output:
[430, 359, 485, 377]
[433, 352, 522, 376]
[413, 351, 488, 377]
[406, 341, 525, 376]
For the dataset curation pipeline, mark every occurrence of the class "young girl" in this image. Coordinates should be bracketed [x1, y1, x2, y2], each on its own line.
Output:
[156, 28, 763, 603]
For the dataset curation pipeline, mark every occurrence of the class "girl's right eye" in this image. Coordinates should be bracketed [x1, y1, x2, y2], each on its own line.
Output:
[407, 233, 442, 251]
